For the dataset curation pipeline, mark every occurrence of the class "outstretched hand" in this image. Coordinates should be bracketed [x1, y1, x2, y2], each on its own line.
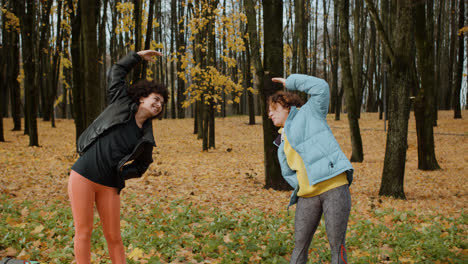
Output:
[272, 77, 286, 88]
[137, 50, 163, 62]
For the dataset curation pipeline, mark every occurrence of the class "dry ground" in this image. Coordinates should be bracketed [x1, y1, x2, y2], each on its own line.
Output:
[0, 110, 467, 220]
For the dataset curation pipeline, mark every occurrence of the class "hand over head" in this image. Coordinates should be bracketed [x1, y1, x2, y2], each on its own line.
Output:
[137, 50, 163, 62]
[272, 77, 286, 88]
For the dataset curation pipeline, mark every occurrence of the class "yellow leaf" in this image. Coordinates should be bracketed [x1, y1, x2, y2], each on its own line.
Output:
[128, 247, 144, 260]
[31, 224, 45, 235]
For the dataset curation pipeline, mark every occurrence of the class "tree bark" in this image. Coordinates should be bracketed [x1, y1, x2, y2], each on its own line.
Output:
[413, 0, 440, 171]
[366, 0, 412, 199]
[38, 0, 53, 122]
[133, 0, 143, 82]
[51, 0, 64, 127]
[5, 0, 21, 130]
[81, 0, 101, 127]
[262, 0, 291, 190]
[331, 0, 341, 119]
[69, 0, 85, 140]
[170, 0, 177, 119]
[339, 0, 364, 162]
[452, 0, 464, 118]
[243, 28, 256, 125]
[176, 0, 186, 118]
[20, 0, 39, 146]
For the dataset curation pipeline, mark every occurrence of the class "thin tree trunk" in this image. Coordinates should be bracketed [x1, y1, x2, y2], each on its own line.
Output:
[339, 0, 364, 162]
[453, 0, 464, 118]
[366, 19, 376, 112]
[38, 0, 53, 122]
[70, 0, 85, 139]
[176, 0, 186, 118]
[445, 0, 457, 110]
[243, 28, 255, 125]
[312, 0, 318, 76]
[6, 0, 21, 130]
[170, 0, 176, 119]
[51, 0, 64, 127]
[142, 0, 155, 79]
[331, 0, 340, 118]
[20, 0, 39, 146]
[81, 0, 101, 127]
[133, 0, 142, 82]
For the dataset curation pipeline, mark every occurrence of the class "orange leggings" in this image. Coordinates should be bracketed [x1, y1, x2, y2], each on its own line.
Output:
[68, 170, 126, 264]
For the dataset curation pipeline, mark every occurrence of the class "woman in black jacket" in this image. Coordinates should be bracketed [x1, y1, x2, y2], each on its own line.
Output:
[68, 50, 168, 264]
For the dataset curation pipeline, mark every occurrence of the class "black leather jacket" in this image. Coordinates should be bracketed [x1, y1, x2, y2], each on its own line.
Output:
[76, 51, 155, 193]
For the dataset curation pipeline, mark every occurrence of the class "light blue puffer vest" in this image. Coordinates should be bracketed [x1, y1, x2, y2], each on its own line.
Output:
[276, 74, 354, 207]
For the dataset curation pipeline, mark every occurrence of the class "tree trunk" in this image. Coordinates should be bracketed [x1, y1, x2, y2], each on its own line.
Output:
[262, 0, 291, 190]
[99, 0, 108, 107]
[0, 0, 4, 141]
[352, 0, 364, 118]
[339, 0, 363, 162]
[133, 0, 143, 82]
[295, 0, 307, 74]
[322, 0, 328, 82]
[207, 0, 218, 149]
[5, 0, 21, 130]
[331, 0, 341, 118]
[312, 0, 318, 76]
[452, 0, 464, 118]
[413, 0, 440, 171]
[69, 0, 85, 140]
[141, 0, 155, 80]
[444, 0, 457, 110]
[176, 0, 186, 118]
[51, 0, 64, 127]
[20, 0, 39, 146]
[170, 0, 176, 119]
[366, 0, 412, 199]
[81, 0, 101, 127]
[38, 0, 53, 122]
[366, 19, 377, 112]
[243, 29, 256, 125]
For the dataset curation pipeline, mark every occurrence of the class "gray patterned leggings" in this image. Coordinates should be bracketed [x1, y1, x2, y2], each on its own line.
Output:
[290, 184, 351, 264]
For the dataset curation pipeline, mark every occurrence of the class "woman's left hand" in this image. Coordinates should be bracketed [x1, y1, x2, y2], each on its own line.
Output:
[137, 50, 163, 62]
[272, 77, 286, 88]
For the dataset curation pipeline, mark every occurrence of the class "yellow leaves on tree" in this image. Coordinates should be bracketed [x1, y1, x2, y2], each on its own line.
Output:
[2, 8, 20, 32]
[183, 66, 244, 110]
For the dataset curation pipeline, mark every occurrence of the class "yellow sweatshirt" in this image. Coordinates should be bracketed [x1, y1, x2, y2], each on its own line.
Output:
[282, 130, 348, 197]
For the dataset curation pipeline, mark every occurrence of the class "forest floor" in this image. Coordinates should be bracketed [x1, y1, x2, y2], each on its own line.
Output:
[0, 110, 467, 263]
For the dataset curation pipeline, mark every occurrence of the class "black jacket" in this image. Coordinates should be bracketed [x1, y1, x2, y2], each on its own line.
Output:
[76, 52, 155, 193]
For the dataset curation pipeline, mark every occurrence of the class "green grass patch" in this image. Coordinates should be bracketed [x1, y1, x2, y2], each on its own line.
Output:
[0, 194, 466, 263]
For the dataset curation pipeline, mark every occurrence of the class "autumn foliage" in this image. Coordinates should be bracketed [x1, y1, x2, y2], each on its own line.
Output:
[0, 111, 467, 263]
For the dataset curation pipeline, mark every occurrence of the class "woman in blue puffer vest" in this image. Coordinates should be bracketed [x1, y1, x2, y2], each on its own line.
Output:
[269, 74, 354, 264]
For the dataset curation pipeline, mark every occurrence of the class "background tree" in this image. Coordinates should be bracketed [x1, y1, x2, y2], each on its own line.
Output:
[453, 0, 464, 118]
[413, 0, 440, 171]
[81, 0, 102, 127]
[339, 0, 364, 162]
[19, 0, 39, 146]
[262, 0, 290, 190]
[2, 0, 21, 131]
[366, 0, 414, 199]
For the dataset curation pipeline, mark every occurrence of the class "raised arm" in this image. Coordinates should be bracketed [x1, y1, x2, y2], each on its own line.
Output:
[273, 74, 330, 118]
[107, 50, 162, 104]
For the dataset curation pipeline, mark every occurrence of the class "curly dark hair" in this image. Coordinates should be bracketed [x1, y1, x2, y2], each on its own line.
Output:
[268, 91, 304, 110]
[127, 79, 169, 119]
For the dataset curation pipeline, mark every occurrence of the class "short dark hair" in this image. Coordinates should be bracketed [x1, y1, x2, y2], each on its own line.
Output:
[128, 79, 169, 119]
[268, 91, 304, 110]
